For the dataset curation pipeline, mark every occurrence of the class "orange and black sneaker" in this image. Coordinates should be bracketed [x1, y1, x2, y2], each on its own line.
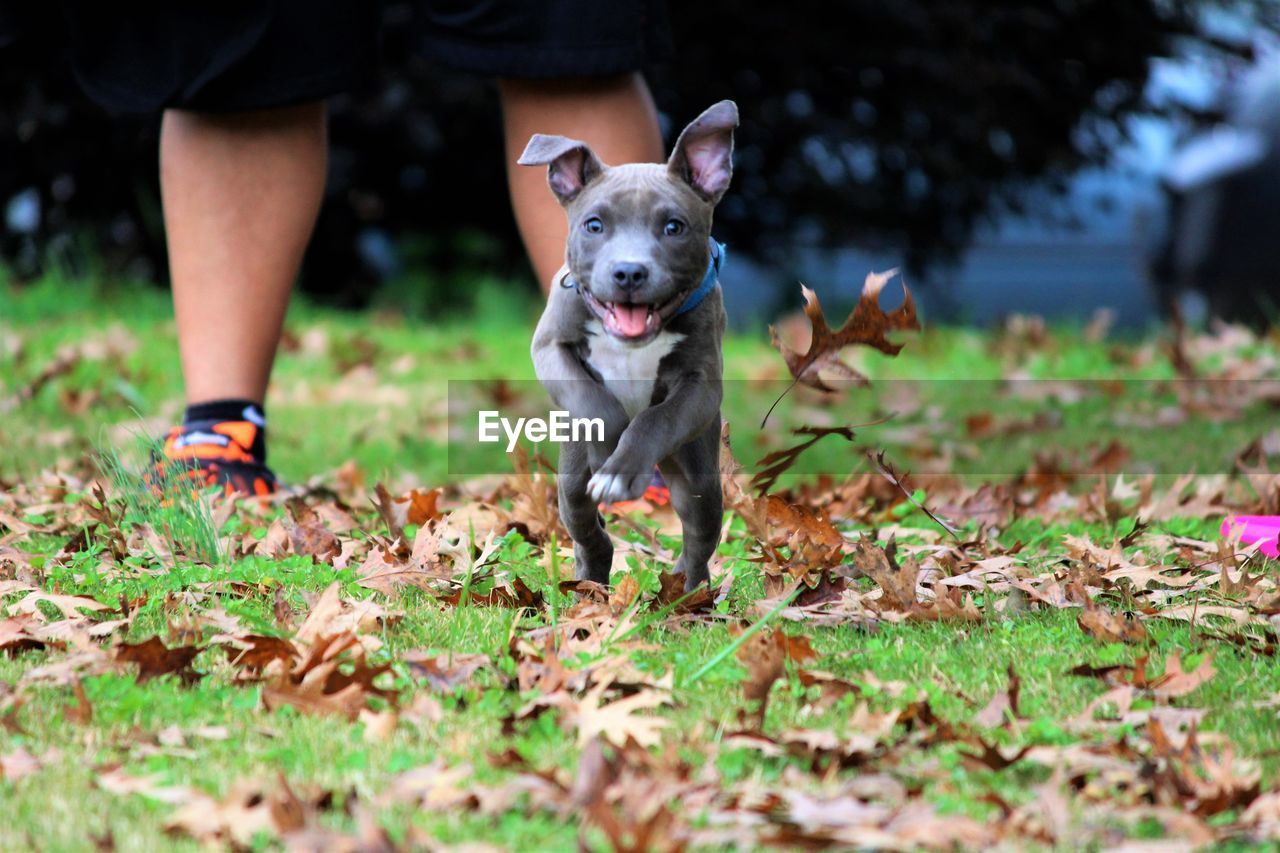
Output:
[601, 468, 671, 514]
[643, 468, 671, 506]
[148, 404, 279, 497]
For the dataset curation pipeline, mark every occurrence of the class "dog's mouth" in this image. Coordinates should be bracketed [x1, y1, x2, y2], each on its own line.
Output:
[582, 288, 687, 342]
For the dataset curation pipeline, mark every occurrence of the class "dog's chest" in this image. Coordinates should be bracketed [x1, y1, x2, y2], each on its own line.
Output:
[583, 321, 685, 419]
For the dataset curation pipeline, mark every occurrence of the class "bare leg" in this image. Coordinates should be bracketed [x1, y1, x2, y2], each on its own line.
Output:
[498, 73, 664, 290]
[160, 102, 327, 404]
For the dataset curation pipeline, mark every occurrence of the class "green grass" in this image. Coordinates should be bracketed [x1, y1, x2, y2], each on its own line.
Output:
[3, 273, 1280, 848]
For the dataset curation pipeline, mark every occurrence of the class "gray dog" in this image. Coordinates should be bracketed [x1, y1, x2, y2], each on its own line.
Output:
[519, 100, 737, 591]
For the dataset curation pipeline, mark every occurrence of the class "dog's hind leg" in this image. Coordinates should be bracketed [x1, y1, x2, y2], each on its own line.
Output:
[557, 440, 614, 585]
[661, 420, 723, 591]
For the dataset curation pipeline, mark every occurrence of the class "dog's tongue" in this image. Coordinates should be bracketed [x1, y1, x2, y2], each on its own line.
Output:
[608, 304, 650, 338]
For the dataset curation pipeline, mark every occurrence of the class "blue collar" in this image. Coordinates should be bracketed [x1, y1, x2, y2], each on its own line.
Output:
[675, 239, 725, 315]
[561, 238, 725, 317]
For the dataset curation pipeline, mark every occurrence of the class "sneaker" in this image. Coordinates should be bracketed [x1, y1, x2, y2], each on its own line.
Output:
[149, 420, 278, 497]
[643, 468, 671, 506]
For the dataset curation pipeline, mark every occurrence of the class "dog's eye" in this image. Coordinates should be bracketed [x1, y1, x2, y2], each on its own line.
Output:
[663, 219, 685, 236]
[583, 217, 604, 234]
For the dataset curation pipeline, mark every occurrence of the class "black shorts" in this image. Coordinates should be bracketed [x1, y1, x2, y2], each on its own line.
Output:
[36, 0, 670, 114]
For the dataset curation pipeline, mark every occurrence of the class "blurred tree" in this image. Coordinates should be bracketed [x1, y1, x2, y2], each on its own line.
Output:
[0, 1, 1255, 304]
[655, 0, 1189, 269]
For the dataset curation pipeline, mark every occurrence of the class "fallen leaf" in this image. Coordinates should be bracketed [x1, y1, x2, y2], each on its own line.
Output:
[849, 538, 920, 610]
[116, 636, 203, 684]
[64, 679, 93, 724]
[1150, 653, 1215, 701]
[735, 628, 817, 729]
[359, 708, 399, 742]
[974, 664, 1021, 729]
[0, 747, 40, 781]
[399, 488, 444, 526]
[1077, 596, 1148, 644]
[566, 676, 671, 748]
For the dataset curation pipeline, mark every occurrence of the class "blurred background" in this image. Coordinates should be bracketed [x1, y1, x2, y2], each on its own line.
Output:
[2, 0, 1279, 328]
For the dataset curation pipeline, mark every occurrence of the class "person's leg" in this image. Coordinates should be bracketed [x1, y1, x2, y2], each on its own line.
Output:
[498, 73, 664, 290]
[160, 101, 328, 405]
[152, 102, 327, 494]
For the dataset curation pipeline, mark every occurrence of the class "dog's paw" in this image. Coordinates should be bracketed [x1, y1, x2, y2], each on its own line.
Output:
[586, 466, 650, 504]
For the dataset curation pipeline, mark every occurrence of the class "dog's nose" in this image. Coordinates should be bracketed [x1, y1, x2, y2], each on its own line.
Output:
[611, 262, 649, 290]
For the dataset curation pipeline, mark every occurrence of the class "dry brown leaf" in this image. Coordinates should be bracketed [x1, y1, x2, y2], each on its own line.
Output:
[402, 651, 490, 693]
[435, 574, 543, 608]
[9, 589, 112, 621]
[287, 522, 341, 563]
[565, 675, 671, 748]
[769, 270, 919, 394]
[284, 498, 342, 563]
[849, 538, 920, 610]
[220, 635, 298, 673]
[64, 679, 93, 725]
[506, 445, 567, 543]
[735, 628, 817, 729]
[974, 664, 1021, 729]
[115, 636, 203, 684]
[263, 628, 395, 721]
[262, 661, 370, 721]
[0, 615, 53, 655]
[1069, 656, 1151, 689]
[399, 488, 444, 526]
[162, 773, 331, 847]
[1145, 719, 1261, 816]
[356, 530, 452, 597]
[1077, 597, 1148, 644]
[1150, 652, 1215, 701]
[0, 747, 40, 781]
[750, 426, 857, 495]
[610, 575, 642, 611]
[371, 482, 405, 541]
[359, 708, 399, 742]
[293, 582, 347, 644]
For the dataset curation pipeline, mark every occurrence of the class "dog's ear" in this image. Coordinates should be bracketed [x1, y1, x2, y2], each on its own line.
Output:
[668, 100, 738, 203]
[518, 134, 605, 203]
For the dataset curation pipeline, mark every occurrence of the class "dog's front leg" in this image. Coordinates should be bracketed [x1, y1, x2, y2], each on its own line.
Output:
[587, 374, 722, 504]
[556, 439, 614, 584]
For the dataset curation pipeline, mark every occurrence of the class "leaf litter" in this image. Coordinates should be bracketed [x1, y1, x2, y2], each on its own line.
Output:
[5, 294, 1280, 847]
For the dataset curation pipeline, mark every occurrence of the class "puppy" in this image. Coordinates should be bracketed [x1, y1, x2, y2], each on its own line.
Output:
[520, 101, 737, 591]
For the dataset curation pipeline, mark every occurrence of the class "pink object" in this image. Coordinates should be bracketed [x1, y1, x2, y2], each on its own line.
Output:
[1221, 516, 1280, 557]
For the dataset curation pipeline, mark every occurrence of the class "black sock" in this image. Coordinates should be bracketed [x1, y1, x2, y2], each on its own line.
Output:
[183, 399, 265, 426]
[181, 399, 268, 463]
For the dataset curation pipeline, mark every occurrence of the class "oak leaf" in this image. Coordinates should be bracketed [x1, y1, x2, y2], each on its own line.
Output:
[1076, 597, 1148, 644]
[115, 636, 203, 684]
[735, 628, 817, 729]
[399, 488, 443, 526]
[974, 664, 1022, 729]
[1150, 652, 1215, 701]
[764, 269, 919, 423]
[849, 538, 919, 610]
[566, 676, 671, 748]
[283, 498, 341, 563]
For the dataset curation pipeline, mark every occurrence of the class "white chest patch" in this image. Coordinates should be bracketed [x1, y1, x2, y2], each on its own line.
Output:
[583, 320, 685, 419]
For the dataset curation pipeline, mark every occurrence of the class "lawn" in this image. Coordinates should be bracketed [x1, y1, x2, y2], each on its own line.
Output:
[2, 273, 1280, 850]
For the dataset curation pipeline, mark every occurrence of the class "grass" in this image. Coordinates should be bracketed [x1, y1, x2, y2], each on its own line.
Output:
[1, 572, 1275, 848]
[3, 272, 1280, 848]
